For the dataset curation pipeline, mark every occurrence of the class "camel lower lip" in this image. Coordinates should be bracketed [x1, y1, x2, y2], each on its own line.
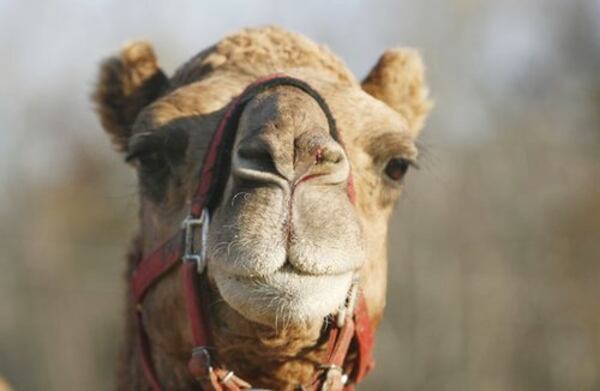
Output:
[228, 268, 352, 291]
[212, 269, 354, 326]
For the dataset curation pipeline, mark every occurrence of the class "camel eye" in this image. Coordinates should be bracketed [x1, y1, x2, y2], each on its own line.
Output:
[384, 157, 411, 182]
[126, 145, 167, 173]
[137, 151, 166, 173]
[126, 132, 169, 174]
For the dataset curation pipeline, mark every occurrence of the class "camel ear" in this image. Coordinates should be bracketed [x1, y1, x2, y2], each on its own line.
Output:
[362, 48, 432, 137]
[93, 41, 169, 152]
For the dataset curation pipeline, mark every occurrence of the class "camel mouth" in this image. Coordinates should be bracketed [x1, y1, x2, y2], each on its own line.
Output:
[206, 234, 364, 327]
[211, 264, 354, 327]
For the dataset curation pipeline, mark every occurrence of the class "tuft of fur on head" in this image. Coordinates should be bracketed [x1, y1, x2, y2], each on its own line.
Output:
[92, 41, 169, 152]
[362, 48, 432, 138]
[171, 26, 357, 88]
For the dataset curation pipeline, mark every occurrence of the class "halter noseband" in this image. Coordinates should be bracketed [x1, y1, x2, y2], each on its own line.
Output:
[130, 74, 374, 390]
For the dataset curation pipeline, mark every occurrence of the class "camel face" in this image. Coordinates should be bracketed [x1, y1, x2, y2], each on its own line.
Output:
[125, 77, 420, 329]
[94, 25, 430, 349]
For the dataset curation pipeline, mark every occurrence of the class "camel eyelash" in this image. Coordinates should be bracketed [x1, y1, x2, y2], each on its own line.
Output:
[406, 159, 420, 170]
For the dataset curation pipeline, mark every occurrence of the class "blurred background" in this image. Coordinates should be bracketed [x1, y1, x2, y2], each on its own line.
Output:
[0, 0, 599, 390]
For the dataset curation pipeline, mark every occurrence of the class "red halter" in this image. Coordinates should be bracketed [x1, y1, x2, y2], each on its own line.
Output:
[130, 75, 374, 390]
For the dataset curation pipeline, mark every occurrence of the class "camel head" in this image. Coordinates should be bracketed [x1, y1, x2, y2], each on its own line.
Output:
[94, 27, 429, 388]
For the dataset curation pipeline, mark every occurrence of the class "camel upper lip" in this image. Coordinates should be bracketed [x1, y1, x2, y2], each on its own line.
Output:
[227, 261, 354, 281]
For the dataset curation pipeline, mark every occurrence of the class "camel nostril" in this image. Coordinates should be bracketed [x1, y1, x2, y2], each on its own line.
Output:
[235, 133, 348, 185]
[237, 139, 278, 174]
[238, 140, 270, 161]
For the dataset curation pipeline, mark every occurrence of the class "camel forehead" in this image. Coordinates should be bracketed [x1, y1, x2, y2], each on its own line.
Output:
[145, 77, 404, 128]
[135, 25, 410, 143]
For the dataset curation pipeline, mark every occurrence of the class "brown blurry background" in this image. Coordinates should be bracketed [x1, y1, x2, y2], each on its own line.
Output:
[0, 1, 599, 390]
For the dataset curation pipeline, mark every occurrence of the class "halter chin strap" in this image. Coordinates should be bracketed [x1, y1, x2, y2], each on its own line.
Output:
[130, 74, 374, 390]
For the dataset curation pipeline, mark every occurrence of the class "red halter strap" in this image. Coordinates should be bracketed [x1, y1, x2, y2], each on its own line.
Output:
[130, 74, 374, 390]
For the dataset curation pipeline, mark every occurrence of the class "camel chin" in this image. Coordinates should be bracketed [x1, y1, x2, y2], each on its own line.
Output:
[211, 266, 354, 327]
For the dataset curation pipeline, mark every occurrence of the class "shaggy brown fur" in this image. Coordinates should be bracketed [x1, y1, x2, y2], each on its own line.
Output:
[93, 26, 430, 390]
[94, 41, 169, 152]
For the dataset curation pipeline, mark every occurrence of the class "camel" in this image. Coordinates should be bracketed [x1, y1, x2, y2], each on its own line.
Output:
[93, 26, 430, 390]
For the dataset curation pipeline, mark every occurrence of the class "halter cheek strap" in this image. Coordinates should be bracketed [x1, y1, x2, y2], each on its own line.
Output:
[130, 74, 375, 390]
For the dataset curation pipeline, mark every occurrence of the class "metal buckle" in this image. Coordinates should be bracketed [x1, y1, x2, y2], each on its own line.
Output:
[182, 208, 210, 273]
[220, 370, 235, 384]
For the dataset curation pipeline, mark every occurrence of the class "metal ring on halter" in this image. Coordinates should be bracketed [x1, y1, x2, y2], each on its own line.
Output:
[336, 274, 359, 328]
[319, 364, 349, 391]
[182, 208, 210, 273]
[340, 373, 349, 385]
[319, 364, 348, 389]
[220, 370, 235, 384]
